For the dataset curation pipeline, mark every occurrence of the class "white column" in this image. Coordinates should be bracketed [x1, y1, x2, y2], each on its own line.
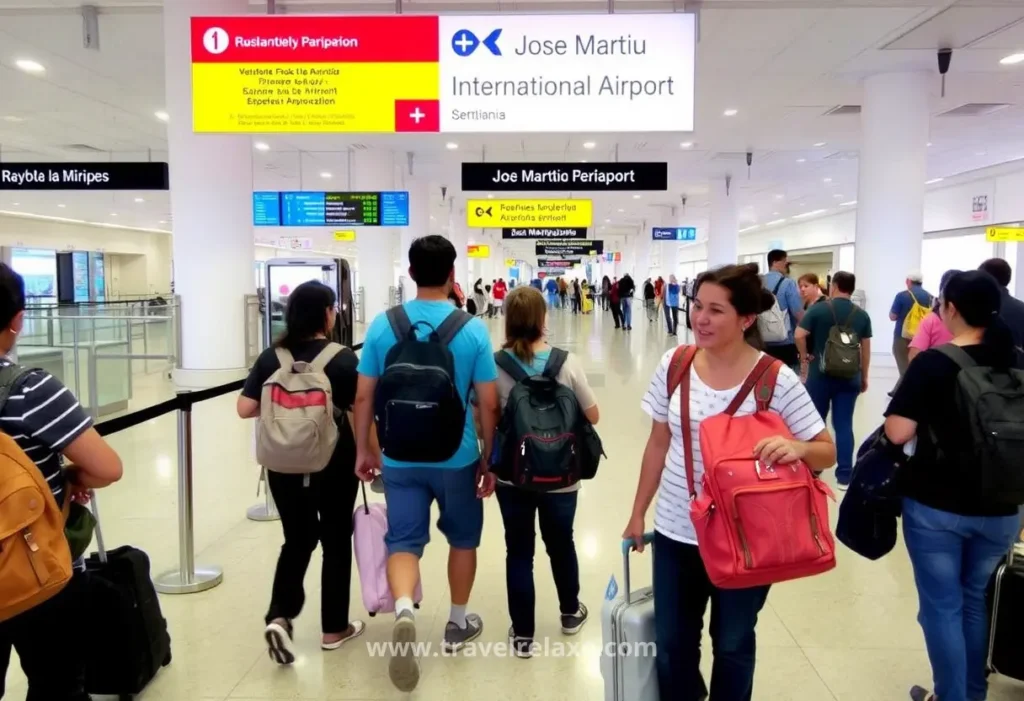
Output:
[634, 225, 653, 281]
[352, 149, 398, 322]
[448, 213, 470, 293]
[661, 208, 682, 279]
[399, 178, 430, 303]
[854, 72, 930, 353]
[165, 0, 253, 387]
[707, 179, 739, 268]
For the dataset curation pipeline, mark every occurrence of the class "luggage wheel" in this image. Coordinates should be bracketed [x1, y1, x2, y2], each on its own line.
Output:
[369, 603, 420, 618]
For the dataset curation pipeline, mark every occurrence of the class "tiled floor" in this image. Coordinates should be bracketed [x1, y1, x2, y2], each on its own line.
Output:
[5, 304, 1024, 700]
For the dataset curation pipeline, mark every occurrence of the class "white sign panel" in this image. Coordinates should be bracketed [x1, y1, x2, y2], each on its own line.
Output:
[439, 14, 695, 133]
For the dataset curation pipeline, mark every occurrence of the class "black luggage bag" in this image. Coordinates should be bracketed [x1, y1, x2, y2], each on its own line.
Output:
[83, 494, 172, 700]
[986, 544, 1024, 681]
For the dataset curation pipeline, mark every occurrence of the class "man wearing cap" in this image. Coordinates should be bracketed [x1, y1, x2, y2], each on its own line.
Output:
[889, 271, 933, 379]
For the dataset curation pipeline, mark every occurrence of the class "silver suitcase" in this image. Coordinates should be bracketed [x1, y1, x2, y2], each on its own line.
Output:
[601, 533, 659, 701]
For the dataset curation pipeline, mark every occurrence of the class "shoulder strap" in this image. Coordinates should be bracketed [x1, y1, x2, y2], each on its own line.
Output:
[494, 351, 530, 384]
[772, 277, 785, 296]
[542, 347, 569, 379]
[724, 354, 781, 415]
[273, 347, 294, 372]
[309, 342, 344, 372]
[386, 306, 413, 342]
[0, 363, 32, 413]
[436, 309, 473, 346]
[935, 344, 977, 370]
[670, 346, 699, 499]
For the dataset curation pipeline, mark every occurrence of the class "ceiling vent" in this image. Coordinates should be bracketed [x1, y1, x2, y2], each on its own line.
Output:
[822, 105, 861, 116]
[62, 143, 104, 153]
[711, 152, 751, 162]
[937, 103, 1011, 117]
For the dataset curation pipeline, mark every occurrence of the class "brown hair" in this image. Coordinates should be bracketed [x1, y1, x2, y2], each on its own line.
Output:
[503, 285, 547, 362]
[694, 263, 775, 349]
[797, 273, 820, 287]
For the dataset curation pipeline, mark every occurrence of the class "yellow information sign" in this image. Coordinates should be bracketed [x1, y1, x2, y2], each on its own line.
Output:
[467, 244, 491, 258]
[505, 258, 517, 267]
[333, 230, 356, 242]
[986, 226, 1024, 242]
[467, 200, 593, 228]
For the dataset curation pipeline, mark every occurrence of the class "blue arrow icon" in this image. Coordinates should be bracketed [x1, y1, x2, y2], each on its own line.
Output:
[482, 28, 502, 55]
[451, 28, 502, 57]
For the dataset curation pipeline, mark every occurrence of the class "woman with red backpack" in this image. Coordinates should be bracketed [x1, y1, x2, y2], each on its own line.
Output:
[623, 263, 836, 701]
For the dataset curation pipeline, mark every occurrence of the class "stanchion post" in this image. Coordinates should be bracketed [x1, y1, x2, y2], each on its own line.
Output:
[154, 398, 224, 594]
[246, 466, 280, 522]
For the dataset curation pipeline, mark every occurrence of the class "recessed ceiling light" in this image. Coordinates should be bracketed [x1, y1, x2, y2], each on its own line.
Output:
[925, 177, 944, 184]
[723, 108, 738, 117]
[110, 212, 118, 217]
[487, 194, 494, 198]
[134, 197, 145, 203]
[680, 141, 693, 149]
[254, 142, 270, 151]
[15, 59, 44, 74]
[632, 194, 641, 199]
[739, 225, 760, 233]
[840, 200, 857, 206]
[11, 203, 19, 206]
[975, 151, 987, 156]
[320, 171, 332, 179]
[823, 177, 832, 183]
[57, 204, 66, 208]
[582, 141, 596, 149]
[158, 220, 166, 224]
[605, 219, 611, 223]
[445, 142, 458, 150]
[833, 193, 844, 198]
[766, 218, 788, 226]
[617, 208, 625, 212]
[813, 142, 826, 147]
[2, 115, 24, 123]
[154, 110, 169, 122]
[580, 159, 587, 163]
[796, 158, 806, 163]
[927, 142, 933, 147]
[999, 53, 1024, 66]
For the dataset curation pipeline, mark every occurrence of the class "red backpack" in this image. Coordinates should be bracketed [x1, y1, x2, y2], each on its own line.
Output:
[667, 346, 836, 589]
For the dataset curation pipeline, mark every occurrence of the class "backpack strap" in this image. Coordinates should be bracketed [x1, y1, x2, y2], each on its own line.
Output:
[435, 309, 474, 347]
[309, 342, 344, 373]
[386, 306, 414, 342]
[494, 351, 530, 384]
[0, 363, 32, 412]
[274, 347, 294, 372]
[724, 354, 781, 415]
[668, 346, 699, 499]
[772, 277, 785, 296]
[542, 347, 569, 379]
[935, 344, 977, 370]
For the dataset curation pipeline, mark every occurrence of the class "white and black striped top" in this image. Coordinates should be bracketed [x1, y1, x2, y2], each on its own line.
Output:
[0, 358, 93, 507]
[641, 349, 825, 545]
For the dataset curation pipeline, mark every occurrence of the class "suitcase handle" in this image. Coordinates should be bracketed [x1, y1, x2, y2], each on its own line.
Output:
[621, 532, 655, 605]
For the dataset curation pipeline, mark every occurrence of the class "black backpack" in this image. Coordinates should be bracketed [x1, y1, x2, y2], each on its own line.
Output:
[493, 348, 604, 491]
[373, 306, 472, 463]
[934, 345, 1024, 505]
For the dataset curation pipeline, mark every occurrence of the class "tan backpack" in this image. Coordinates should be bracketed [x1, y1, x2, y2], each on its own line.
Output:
[0, 431, 73, 622]
[256, 343, 344, 474]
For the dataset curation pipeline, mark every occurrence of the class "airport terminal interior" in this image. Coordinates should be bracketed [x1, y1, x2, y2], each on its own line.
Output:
[2, 0, 1024, 699]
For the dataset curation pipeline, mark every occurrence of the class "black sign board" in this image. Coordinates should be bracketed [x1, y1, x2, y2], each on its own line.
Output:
[502, 227, 587, 240]
[463, 162, 668, 191]
[537, 240, 604, 257]
[538, 258, 580, 267]
[0, 162, 169, 190]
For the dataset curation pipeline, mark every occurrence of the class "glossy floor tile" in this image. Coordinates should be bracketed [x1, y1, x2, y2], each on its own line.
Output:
[5, 304, 1024, 701]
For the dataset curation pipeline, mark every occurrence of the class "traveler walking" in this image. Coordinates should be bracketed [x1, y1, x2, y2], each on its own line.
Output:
[624, 263, 834, 701]
[581, 280, 594, 314]
[908, 269, 960, 363]
[795, 271, 872, 489]
[493, 278, 508, 316]
[545, 277, 558, 308]
[884, 270, 1023, 701]
[762, 249, 805, 369]
[619, 273, 636, 330]
[644, 278, 657, 323]
[664, 274, 681, 336]
[473, 279, 487, 318]
[558, 277, 568, 310]
[353, 235, 499, 692]
[889, 270, 933, 379]
[0, 262, 124, 701]
[609, 278, 623, 329]
[979, 258, 1024, 349]
[570, 279, 582, 314]
[601, 275, 611, 311]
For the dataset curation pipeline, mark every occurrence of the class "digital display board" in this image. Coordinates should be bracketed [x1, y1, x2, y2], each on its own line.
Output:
[652, 226, 697, 241]
[252, 191, 410, 227]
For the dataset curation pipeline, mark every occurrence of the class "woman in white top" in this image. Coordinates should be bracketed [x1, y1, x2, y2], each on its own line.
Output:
[494, 285, 600, 659]
[624, 263, 835, 701]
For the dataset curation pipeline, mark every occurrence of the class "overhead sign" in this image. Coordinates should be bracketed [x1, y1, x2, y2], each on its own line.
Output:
[539, 266, 572, 274]
[538, 258, 578, 268]
[502, 227, 587, 239]
[986, 226, 1024, 242]
[652, 226, 697, 241]
[467, 244, 491, 258]
[333, 230, 356, 241]
[604, 252, 622, 262]
[536, 240, 603, 256]
[467, 199, 592, 228]
[191, 16, 439, 133]
[461, 162, 667, 191]
[441, 14, 695, 132]
[0, 162, 169, 191]
[504, 258, 517, 266]
[253, 191, 410, 226]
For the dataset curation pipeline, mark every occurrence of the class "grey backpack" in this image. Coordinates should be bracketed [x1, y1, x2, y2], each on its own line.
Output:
[757, 277, 790, 344]
[256, 343, 344, 474]
[820, 302, 862, 379]
[935, 345, 1024, 506]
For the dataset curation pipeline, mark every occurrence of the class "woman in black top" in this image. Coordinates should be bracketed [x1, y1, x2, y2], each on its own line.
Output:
[884, 271, 1021, 701]
[237, 281, 364, 665]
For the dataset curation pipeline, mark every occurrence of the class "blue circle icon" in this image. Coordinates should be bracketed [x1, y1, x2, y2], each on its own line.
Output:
[452, 30, 480, 56]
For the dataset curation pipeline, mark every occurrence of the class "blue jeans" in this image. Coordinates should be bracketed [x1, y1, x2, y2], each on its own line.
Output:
[902, 498, 1019, 701]
[653, 532, 770, 701]
[495, 486, 580, 638]
[806, 373, 859, 484]
[621, 298, 633, 327]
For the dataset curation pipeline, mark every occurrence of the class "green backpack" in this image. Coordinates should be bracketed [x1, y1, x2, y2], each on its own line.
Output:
[820, 302, 862, 379]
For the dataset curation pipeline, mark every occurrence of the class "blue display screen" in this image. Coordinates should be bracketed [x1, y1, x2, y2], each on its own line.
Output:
[652, 227, 697, 241]
[253, 191, 409, 227]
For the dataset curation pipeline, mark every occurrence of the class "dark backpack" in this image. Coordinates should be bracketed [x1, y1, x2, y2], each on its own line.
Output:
[935, 344, 1024, 505]
[493, 349, 603, 491]
[373, 306, 472, 463]
[820, 301, 863, 379]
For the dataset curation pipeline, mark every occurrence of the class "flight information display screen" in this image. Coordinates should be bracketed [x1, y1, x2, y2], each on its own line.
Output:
[253, 191, 409, 227]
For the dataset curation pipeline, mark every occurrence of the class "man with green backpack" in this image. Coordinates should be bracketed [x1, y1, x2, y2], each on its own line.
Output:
[796, 271, 873, 490]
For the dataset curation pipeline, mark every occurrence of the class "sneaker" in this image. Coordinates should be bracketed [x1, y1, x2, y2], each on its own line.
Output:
[561, 603, 589, 635]
[321, 620, 365, 650]
[508, 626, 533, 659]
[442, 613, 483, 653]
[837, 481, 850, 492]
[909, 685, 935, 701]
[388, 610, 420, 692]
[264, 618, 296, 665]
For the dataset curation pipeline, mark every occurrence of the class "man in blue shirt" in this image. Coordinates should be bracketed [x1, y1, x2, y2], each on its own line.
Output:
[889, 270, 932, 379]
[354, 236, 499, 691]
[762, 249, 805, 369]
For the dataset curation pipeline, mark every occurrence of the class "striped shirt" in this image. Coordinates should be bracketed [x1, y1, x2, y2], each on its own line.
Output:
[641, 349, 825, 545]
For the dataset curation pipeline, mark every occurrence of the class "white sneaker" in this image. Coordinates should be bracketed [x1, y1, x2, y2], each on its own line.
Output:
[388, 610, 420, 692]
[264, 619, 296, 665]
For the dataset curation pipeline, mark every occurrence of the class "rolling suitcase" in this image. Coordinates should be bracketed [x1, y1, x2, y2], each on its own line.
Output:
[352, 482, 421, 616]
[601, 533, 659, 701]
[987, 541, 1024, 681]
[83, 492, 172, 700]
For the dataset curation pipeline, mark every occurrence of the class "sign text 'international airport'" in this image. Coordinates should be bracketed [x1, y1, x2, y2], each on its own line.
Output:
[0, 162, 169, 191]
[469, 200, 592, 228]
[190, 14, 694, 133]
[462, 163, 667, 191]
[253, 191, 410, 226]
[652, 226, 697, 241]
[536, 240, 603, 256]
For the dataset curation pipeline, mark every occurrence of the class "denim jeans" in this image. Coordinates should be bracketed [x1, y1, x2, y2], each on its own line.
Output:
[653, 532, 770, 701]
[806, 373, 860, 484]
[902, 498, 1020, 701]
[621, 298, 633, 327]
[495, 486, 580, 638]
[664, 304, 679, 334]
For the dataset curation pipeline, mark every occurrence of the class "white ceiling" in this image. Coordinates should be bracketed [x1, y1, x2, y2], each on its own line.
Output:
[0, 0, 1023, 262]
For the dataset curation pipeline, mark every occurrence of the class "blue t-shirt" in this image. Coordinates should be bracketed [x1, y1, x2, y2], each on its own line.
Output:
[890, 285, 933, 340]
[762, 271, 803, 345]
[506, 348, 550, 376]
[357, 300, 498, 469]
[545, 279, 557, 294]
[666, 283, 680, 308]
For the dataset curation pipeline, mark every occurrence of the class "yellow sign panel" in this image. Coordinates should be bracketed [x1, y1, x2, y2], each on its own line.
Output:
[333, 230, 356, 242]
[986, 226, 1024, 242]
[505, 258, 517, 267]
[467, 244, 491, 258]
[467, 199, 593, 228]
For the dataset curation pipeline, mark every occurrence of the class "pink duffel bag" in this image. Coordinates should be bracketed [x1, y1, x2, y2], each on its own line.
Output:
[353, 482, 422, 615]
